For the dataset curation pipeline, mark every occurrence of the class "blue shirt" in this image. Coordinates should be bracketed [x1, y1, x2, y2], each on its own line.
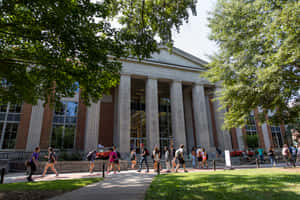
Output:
[30, 152, 39, 162]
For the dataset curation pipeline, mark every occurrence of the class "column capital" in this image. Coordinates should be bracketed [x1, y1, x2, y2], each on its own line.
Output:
[147, 76, 158, 80]
[172, 79, 182, 83]
[120, 73, 131, 77]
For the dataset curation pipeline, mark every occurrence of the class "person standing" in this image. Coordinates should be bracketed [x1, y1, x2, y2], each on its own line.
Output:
[191, 147, 196, 169]
[201, 148, 208, 168]
[138, 143, 149, 173]
[297, 144, 300, 166]
[130, 149, 137, 169]
[164, 146, 171, 172]
[113, 146, 121, 172]
[175, 144, 188, 173]
[42, 147, 59, 177]
[267, 147, 276, 167]
[27, 147, 40, 182]
[282, 144, 290, 167]
[87, 150, 97, 173]
[289, 145, 297, 167]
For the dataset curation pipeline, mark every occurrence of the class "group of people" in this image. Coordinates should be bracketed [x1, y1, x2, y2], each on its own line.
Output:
[130, 143, 188, 173]
[191, 147, 209, 169]
[26, 147, 59, 182]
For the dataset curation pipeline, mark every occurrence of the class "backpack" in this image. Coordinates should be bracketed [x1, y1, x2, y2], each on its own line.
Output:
[145, 149, 150, 156]
[87, 151, 93, 161]
[116, 151, 121, 159]
[175, 149, 182, 159]
[291, 148, 297, 156]
[197, 150, 202, 158]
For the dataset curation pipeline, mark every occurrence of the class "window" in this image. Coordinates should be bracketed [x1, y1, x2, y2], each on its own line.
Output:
[0, 103, 21, 149]
[271, 126, 283, 148]
[245, 115, 259, 148]
[130, 79, 146, 153]
[158, 82, 172, 152]
[51, 101, 78, 149]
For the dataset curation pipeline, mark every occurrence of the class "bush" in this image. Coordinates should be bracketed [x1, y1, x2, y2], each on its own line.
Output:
[246, 135, 259, 149]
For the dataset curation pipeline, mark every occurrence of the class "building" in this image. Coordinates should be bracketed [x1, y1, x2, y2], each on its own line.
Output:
[0, 47, 286, 155]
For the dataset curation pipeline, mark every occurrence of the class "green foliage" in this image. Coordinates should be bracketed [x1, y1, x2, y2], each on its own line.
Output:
[0, 178, 102, 191]
[204, 0, 300, 129]
[146, 169, 300, 200]
[0, 0, 196, 105]
[246, 134, 259, 149]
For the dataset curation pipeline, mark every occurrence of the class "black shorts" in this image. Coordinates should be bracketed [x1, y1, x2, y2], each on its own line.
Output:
[197, 157, 202, 162]
[114, 160, 119, 164]
[179, 158, 185, 164]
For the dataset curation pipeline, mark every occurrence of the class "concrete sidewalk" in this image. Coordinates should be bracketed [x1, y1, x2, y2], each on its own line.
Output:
[49, 172, 154, 200]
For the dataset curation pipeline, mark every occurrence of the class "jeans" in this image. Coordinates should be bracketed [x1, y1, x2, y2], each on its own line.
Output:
[192, 156, 196, 168]
[269, 156, 276, 166]
[139, 157, 149, 171]
[28, 162, 36, 180]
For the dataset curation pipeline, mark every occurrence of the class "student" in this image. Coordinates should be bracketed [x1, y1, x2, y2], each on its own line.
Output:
[153, 146, 161, 172]
[164, 146, 171, 172]
[267, 147, 276, 167]
[130, 149, 137, 169]
[257, 147, 265, 163]
[113, 146, 121, 172]
[297, 144, 300, 166]
[196, 147, 203, 169]
[175, 144, 188, 173]
[191, 147, 196, 169]
[170, 145, 176, 172]
[42, 147, 59, 177]
[27, 147, 40, 182]
[87, 150, 97, 173]
[289, 145, 297, 167]
[107, 148, 117, 174]
[201, 148, 208, 168]
[138, 143, 149, 173]
[282, 144, 290, 167]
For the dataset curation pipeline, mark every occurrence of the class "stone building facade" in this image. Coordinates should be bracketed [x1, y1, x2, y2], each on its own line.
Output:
[0, 47, 286, 154]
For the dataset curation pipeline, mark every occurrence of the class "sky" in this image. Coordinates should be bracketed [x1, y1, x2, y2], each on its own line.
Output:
[173, 0, 218, 62]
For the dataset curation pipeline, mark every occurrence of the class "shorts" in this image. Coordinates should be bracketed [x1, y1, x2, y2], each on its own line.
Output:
[114, 160, 119, 164]
[179, 158, 185, 164]
[197, 157, 202, 162]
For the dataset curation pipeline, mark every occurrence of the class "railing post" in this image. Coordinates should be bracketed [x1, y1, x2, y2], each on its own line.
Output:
[213, 160, 216, 171]
[157, 162, 160, 175]
[102, 162, 105, 178]
[1, 168, 5, 184]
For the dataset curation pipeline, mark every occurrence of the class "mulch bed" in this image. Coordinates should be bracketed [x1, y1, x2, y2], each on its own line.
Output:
[0, 190, 66, 200]
[281, 167, 300, 173]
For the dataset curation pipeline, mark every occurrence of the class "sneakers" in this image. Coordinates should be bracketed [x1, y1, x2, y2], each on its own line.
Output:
[27, 177, 34, 182]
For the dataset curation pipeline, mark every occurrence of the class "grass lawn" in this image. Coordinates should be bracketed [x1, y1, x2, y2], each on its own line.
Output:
[0, 178, 103, 200]
[145, 168, 300, 200]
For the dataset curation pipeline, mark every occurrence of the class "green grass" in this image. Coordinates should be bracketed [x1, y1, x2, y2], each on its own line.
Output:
[145, 169, 300, 200]
[0, 178, 103, 191]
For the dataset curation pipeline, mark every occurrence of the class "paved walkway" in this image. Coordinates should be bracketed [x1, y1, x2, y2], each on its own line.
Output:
[49, 172, 154, 200]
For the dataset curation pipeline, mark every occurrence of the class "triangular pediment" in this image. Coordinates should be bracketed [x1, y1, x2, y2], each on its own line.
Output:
[146, 46, 207, 70]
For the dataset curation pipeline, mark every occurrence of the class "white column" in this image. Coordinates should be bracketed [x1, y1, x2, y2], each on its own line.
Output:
[236, 128, 245, 150]
[262, 123, 271, 150]
[146, 78, 159, 150]
[84, 101, 101, 153]
[170, 81, 186, 149]
[118, 74, 131, 154]
[26, 100, 44, 151]
[192, 84, 211, 150]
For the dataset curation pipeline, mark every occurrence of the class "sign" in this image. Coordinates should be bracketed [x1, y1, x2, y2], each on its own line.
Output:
[225, 150, 231, 168]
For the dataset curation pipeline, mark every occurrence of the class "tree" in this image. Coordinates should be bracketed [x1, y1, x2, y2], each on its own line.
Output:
[204, 0, 300, 129]
[0, 0, 197, 105]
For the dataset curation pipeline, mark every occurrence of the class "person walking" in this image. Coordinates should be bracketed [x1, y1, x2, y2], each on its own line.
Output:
[130, 149, 137, 169]
[27, 147, 40, 182]
[282, 144, 290, 167]
[257, 147, 265, 163]
[153, 146, 160, 172]
[170, 145, 176, 172]
[267, 147, 276, 167]
[107, 148, 117, 174]
[297, 144, 300, 166]
[191, 147, 196, 169]
[164, 146, 171, 172]
[196, 147, 203, 169]
[137, 143, 149, 173]
[201, 148, 208, 168]
[87, 150, 97, 173]
[113, 146, 121, 172]
[175, 144, 188, 173]
[42, 147, 58, 177]
[289, 145, 297, 167]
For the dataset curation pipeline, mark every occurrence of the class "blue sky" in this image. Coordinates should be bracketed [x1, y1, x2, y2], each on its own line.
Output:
[173, 0, 218, 62]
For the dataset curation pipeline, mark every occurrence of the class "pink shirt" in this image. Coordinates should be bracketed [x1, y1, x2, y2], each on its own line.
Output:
[109, 151, 117, 162]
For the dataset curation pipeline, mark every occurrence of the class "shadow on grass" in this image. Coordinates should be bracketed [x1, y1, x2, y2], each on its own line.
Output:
[145, 172, 300, 200]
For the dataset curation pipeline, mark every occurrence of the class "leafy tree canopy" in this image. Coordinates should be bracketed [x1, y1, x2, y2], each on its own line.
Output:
[204, 0, 300, 129]
[0, 0, 196, 105]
